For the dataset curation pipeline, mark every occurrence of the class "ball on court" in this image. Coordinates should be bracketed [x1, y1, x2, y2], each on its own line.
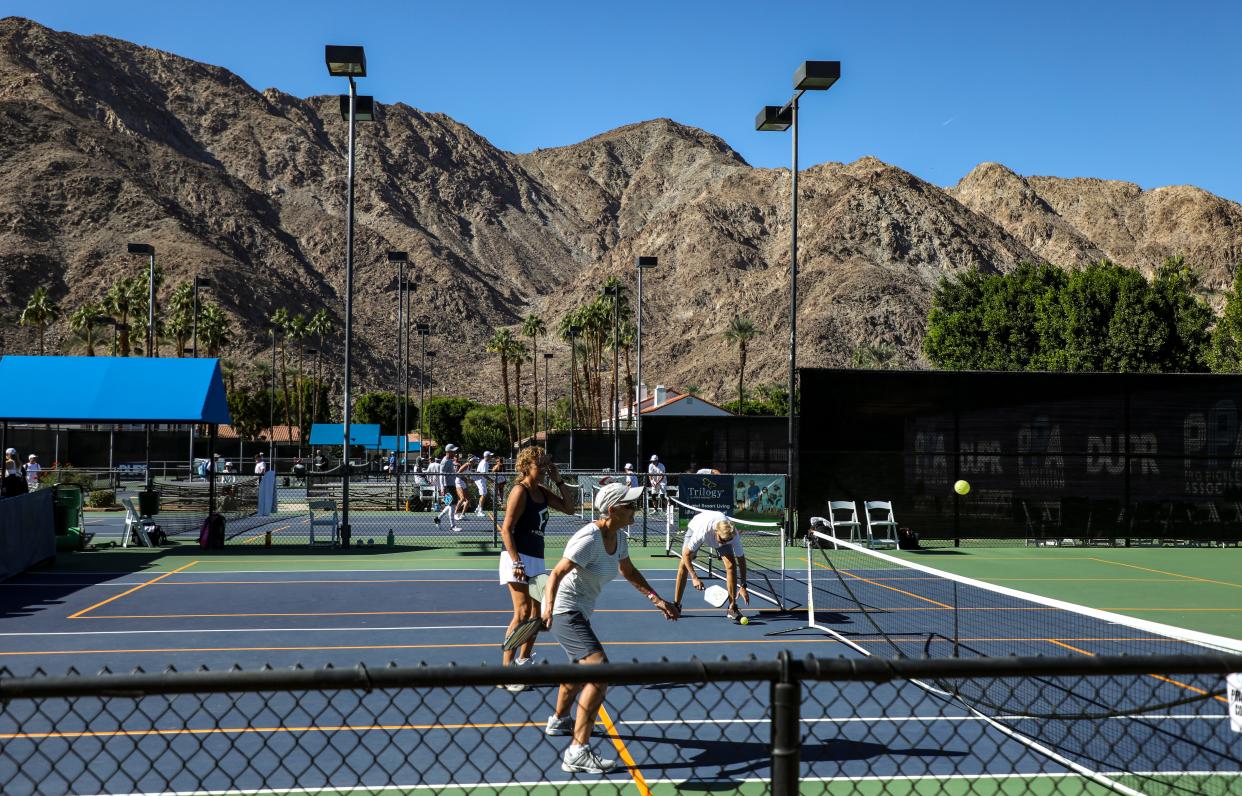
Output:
[739, 616, 749, 625]
[954, 479, 971, 496]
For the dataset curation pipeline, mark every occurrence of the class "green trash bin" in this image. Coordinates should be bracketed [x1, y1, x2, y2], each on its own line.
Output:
[53, 484, 85, 552]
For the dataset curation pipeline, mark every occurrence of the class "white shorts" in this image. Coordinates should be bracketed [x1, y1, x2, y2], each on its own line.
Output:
[498, 552, 547, 586]
[474, 478, 488, 495]
[454, 477, 468, 491]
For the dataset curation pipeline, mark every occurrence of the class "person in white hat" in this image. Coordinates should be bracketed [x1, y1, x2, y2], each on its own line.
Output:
[24, 454, 41, 490]
[436, 445, 462, 531]
[646, 454, 667, 510]
[474, 451, 494, 517]
[622, 463, 640, 489]
[674, 510, 750, 621]
[3, 448, 18, 478]
[541, 481, 679, 774]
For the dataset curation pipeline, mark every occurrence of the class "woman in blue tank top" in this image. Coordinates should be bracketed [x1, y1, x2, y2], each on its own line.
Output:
[498, 446, 576, 682]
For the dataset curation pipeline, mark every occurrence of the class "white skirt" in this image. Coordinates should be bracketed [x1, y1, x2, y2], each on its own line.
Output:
[498, 552, 547, 586]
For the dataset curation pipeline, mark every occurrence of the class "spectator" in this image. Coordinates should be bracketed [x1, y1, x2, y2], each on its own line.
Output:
[647, 455, 667, 509]
[4, 448, 18, 478]
[24, 454, 41, 490]
[313, 449, 326, 471]
[254, 453, 268, 476]
[623, 463, 640, 489]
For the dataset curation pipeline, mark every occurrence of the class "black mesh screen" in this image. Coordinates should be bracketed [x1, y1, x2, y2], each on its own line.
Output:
[798, 369, 1242, 543]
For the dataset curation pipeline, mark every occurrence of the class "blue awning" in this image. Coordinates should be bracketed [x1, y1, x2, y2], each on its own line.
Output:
[0, 356, 230, 424]
[374, 436, 421, 452]
[308, 423, 381, 447]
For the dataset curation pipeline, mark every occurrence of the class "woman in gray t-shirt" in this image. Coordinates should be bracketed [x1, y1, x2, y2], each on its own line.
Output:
[540, 482, 680, 775]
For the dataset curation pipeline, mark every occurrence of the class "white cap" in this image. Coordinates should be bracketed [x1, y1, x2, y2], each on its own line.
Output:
[624, 463, 633, 470]
[650, 454, 659, 461]
[5, 448, 15, 455]
[445, 444, 458, 452]
[483, 451, 494, 457]
[28, 454, 36, 460]
[594, 482, 644, 512]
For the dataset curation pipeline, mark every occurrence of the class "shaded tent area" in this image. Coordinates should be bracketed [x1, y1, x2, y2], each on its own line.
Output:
[0, 356, 234, 578]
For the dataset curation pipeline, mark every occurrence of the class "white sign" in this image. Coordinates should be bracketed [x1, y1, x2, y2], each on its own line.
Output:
[1230, 673, 1242, 733]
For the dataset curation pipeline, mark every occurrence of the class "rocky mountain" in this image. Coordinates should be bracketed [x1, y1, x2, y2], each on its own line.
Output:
[2, 16, 1241, 407]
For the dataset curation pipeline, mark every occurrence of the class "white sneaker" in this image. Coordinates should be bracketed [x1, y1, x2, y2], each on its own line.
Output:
[505, 682, 527, 693]
[451, 526, 463, 533]
[515, 653, 537, 666]
[562, 745, 617, 774]
[546, 714, 604, 736]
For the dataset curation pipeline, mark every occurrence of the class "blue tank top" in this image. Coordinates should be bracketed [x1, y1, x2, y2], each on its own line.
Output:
[513, 483, 548, 558]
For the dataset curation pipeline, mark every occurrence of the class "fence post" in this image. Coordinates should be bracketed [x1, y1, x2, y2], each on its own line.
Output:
[770, 649, 800, 795]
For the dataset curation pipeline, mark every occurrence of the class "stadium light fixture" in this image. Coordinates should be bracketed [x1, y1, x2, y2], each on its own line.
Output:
[339, 94, 375, 122]
[568, 325, 582, 470]
[756, 59, 840, 663]
[635, 256, 657, 469]
[325, 42, 373, 548]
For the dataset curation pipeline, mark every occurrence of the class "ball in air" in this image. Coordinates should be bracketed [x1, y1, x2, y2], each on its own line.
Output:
[739, 616, 749, 625]
[954, 479, 971, 496]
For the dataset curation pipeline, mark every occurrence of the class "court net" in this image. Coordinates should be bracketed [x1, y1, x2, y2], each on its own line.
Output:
[152, 478, 260, 538]
[802, 529, 1242, 795]
[665, 494, 790, 610]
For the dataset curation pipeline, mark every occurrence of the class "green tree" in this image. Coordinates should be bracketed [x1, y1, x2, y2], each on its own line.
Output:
[198, 302, 232, 357]
[425, 396, 477, 450]
[167, 283, 195, 356]
[19, 286, 60, 355]
[104, 278, 137, 356]
[522, 313, 546, 442]
[486, 329, 519, 446]
[68, 302, 106, 356]
[461, 405, 512, 455]
[1210, 262, 1242, 371]
[510, 338, 530, 443]
[354, 390, 419, 435]
[307, 309, 335, 439]
[849, 343, 897, 369]
[723, 316, 758, 411]
[129, 265, 166, 355]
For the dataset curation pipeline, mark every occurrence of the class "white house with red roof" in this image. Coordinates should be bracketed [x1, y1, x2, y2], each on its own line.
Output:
[608, 384, 733, 427]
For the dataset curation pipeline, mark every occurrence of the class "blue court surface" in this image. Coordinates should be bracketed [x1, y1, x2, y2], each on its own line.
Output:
[0, 540, 1238, 794]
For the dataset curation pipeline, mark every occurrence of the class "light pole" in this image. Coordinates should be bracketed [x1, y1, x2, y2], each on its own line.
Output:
[192, 275, 210, 356]
[568, 325, 581, 470]
[325, 44, 374, 547]
[388, 251, 407, 502]
[542, 352, 552, 445]
[417, 324, 430, 450]
[127, 242, 156, 492]
[426, 350, 436, 406]
[270, 327, 278, 464]
[757, 60, 840, 550]
[604, 284, 621, 471]
[635, 256, 657, 465]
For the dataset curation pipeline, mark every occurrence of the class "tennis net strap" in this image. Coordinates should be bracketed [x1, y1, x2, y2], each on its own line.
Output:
[667, 495, 788, 610]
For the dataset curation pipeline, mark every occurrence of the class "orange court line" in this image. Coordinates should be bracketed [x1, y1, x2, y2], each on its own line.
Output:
[1088, 558, 1242, 590]
[149, 578, 498, 585]
[0, 636, 1199, 657]
[240, 523, 292, 545]
[1045, 639, 1228, 705]
[84, 607, 783, 619]
[68, 562, 199, 620]
[1, 719, 539, 741]
[599, 705, 652, 796]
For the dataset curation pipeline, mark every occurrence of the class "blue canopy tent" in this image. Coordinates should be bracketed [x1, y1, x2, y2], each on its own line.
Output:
[0, 356, 232, 513]
[308, 423, 381, 448]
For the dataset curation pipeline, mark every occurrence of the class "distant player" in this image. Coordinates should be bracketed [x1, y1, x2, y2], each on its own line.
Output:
[673, 510, 750, 620]
[475, 451, 494, 516]
[435, 445, 461, 531]
[647, 455, 667, 509]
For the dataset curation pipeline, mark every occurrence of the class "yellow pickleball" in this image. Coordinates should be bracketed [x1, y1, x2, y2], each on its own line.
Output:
[739, 616, 749, 625]
[954, 479, 971, 496]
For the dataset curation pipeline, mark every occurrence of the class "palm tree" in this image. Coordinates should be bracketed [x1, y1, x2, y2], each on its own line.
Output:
[68, 303, 106, 356]
[724, 316, 758, 412]
[307, 309, 334, 439]
[167, 283, 195, 356]
[105, 278, 136, 356]
[290, 313, 310, 444]
[19, 287, 61, 355]
[199, 302, 232, 356]
[511, 338, 530, 444]
[521, 313, 546, 441]
[270, 308, 292, 433]
[128, 265, 165, 355]
[486, 328, 519, 446]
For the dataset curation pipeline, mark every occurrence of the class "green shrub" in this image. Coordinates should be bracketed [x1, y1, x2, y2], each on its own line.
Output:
[54, 467, 98, 490]
[88, 489, 116, 508]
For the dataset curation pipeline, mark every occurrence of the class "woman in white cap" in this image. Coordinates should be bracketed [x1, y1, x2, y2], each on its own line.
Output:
[24, 454, 41, 490]
[542, 481, 679, 773]
[498, 446, 575, 682]
[3, 448, 18, 477]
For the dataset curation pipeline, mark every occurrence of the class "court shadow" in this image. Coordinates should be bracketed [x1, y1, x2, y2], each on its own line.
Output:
[617, 732, 965, 781]
[907, 549, 968, 556]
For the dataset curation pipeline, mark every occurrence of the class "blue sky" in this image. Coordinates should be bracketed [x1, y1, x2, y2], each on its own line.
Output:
[14, 1, 1242, 201]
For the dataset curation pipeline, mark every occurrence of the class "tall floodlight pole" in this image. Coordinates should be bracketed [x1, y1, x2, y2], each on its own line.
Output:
[388, 251, 407, 503]
[635, 256, 657, 465]
[326, 44, 374, 547]
[757, 60, 840, 559]
[270, 327, 278, 463]
[417, 324, 429, 451]
[568, 325, 581, 470]
[604, 285, 620, 471]
[542, 352, 552, 445]
[426, 350, 436, 405]
[127, 242, 156, 492]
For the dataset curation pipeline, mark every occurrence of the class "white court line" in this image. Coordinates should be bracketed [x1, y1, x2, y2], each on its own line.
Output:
[0, 625, 510, 638]
[83, 771, 1236, 796]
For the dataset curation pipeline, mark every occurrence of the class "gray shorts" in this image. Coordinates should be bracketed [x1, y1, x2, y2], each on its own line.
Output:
[551, 611, 604, 663]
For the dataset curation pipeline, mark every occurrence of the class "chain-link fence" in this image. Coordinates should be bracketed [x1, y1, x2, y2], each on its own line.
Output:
[2, 653, 1239, 795]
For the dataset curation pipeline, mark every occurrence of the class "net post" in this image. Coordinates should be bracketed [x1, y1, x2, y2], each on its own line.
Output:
[770, 650, 801, 796]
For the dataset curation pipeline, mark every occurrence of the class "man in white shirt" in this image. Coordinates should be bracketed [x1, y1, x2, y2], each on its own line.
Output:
[24, 454, 41, 490]
[622, 463, 640, 488]
[254, 454, 268, 476]
[673, 509, 750, 621]
[474, 451, 494, 516]
[436, 445, 462, 531]
[646, 455, 666, 509]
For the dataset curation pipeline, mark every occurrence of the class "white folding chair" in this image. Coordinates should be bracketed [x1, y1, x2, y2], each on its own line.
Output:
[120, 497, 152, 548]
[863, 500, 899, 547]
[308, 499, 339, 546]
[826, 500, 863, 542]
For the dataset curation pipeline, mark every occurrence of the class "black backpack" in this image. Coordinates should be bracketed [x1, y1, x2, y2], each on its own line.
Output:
[198, 513, 226, 549]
